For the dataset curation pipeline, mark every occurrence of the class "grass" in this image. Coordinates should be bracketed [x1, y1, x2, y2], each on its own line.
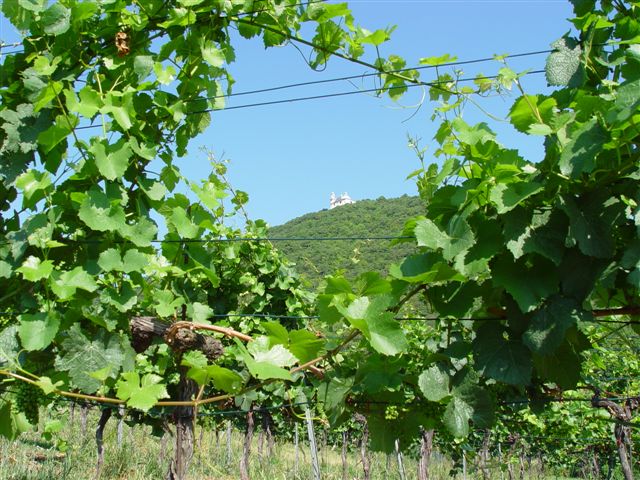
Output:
[0, 408, 594, 479]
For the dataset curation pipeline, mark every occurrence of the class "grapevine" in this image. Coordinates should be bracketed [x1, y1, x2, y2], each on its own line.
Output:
[0, 0, 638, 478]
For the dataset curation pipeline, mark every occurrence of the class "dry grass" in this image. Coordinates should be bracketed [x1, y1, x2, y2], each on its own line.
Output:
[0, 408, 578, 480]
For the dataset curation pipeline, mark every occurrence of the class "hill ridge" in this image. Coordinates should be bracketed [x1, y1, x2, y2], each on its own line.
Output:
[268, 195, 424, 285]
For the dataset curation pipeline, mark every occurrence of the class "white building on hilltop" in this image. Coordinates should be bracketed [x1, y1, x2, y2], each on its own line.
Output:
[330, 192, 355, 209]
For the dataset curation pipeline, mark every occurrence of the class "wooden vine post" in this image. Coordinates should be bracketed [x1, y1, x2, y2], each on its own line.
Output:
[226, 420, 232, 466]
[80, 404, 89, 437]
[294, 421, 299, 477]
[240, 407, 255, 480]
[354, 413, 371, 480]
[341, 430, 348, 480]
[417, 428, 434, 480]
[305, 406, 321, 480]
[117, 405, 125, 447]
[264, 411, 275, 458]
[395, 438, 406, 480]
[479, 430, 491, 480]
[168, 371, 198, 480]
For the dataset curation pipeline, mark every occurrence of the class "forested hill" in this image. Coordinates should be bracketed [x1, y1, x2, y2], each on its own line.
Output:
[268, 195, 424, 285]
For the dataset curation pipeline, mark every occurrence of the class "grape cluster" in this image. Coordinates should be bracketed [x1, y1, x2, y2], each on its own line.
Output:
[384, 405, 399, 420]
[13, 382, 44, 426]
[0, 314, 12, 328]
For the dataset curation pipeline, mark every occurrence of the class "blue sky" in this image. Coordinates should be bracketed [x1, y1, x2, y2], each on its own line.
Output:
[191, 0, 574, 226]
[1, 0, 575, 227]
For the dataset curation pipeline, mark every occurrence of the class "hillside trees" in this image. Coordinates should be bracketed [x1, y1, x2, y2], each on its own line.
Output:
[268, 195, 425, 284]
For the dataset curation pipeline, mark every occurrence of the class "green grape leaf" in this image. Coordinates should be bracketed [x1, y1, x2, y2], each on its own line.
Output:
[545, 36, 583, 86]
[67, 87, 103, 118]
[317, 375, 354, 424]
[116, 372, 169, 412]
[509, 95, 557, 133]
[18, 0, 47, 12]
[418, 364, 450, 402]
[122, 217, 158, 247]
[34, 376, 63, 395]
[263, 322, 289, 346]
[37, 114, 76, 154]
[181, 350, 208, 370]
[201, 41, 225, 67]
[188, 302, 213, 323]
[528, 123, 553, 135]
[455, 220, 503, 277]
[0, 261, 10, 279]
[78, 188, 127, 232]
[206, 365, 244, 393]
[453, 383, 495, 430]
[0, 326, 20, 366]
[101, 92, 134, 130]
[533, 340, 583, 389]
[560, 195, 614, 259]
[18, 312, 60, 351]
[414, 216, 475, 262]
[98, 248, 124, 272]
[473, 324, 532, 385]
[169, 207, 199, 238]
[247, 336, 298, 367]
[16, 255, 54, 281]
[443, 396, 473, 437]
[154, 290, 183, 317]
[414, 218, 449, 250]
[503, 209, 567, 266]
[288, 330, 324, 363]
[55, 325, 128, 393]
[89, 366, 112, 383]
[122, 249, 147, 273]
[91, 139, 132, 181]
[390, 253, 464, 284]
[0, 400, 30, 440]
[141, 181, 167, 201]
[42, 3, 70, 35]
[355, 272, 392, 296]
[452, 118, 495, 145]
[186, 362, 243, 393]
[523, 297, 591, 355]
[559, 118, 607, 178]
[368, 412, 433, 453]
[337, 296, 407, 356]
[491, 254, 558, 313]
[129, 137, 156, 160]
[419, 53, 457, 66]
[235, 339, 292, 381]
[306, 2, 350, 22]
[191, 180, 225, 211]
[50, 267, 98, 300]
[489, 181, 543, 214]
[133, 56, 154, 80]
[261, 324, 323, 363]
[14, 170, 52, 210]
[104, 282, 137, 312]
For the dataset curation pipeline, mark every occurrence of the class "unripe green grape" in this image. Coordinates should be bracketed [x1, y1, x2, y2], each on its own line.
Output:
[13, 381, 43, 426]
[384, 405, 399, 420]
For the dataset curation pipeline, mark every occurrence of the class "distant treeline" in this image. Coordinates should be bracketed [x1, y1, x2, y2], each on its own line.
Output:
[269, 195, 424, 286]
